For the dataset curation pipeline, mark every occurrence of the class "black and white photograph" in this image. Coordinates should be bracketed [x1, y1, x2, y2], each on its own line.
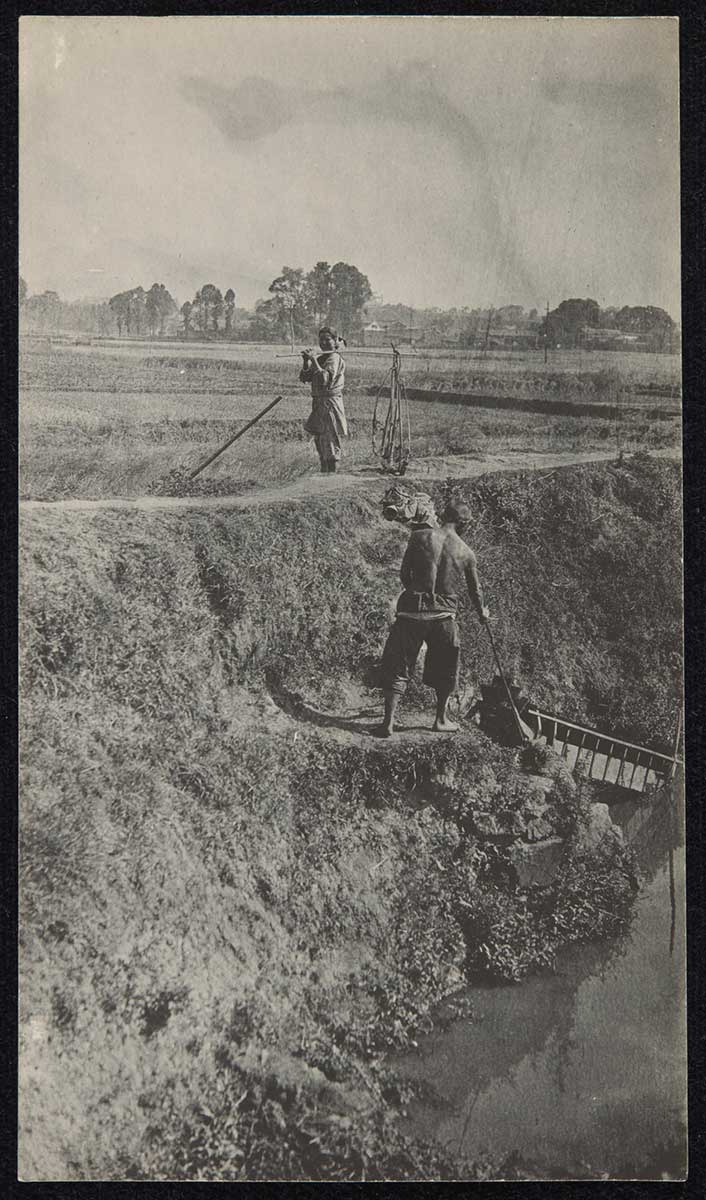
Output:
[18, 14, 685, 1182]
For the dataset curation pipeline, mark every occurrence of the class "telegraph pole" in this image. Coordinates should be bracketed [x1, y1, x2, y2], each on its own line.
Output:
[544, 300, 549, 364]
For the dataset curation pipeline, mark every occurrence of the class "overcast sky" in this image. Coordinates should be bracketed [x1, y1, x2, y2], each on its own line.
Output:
[20, 15, 680, 316]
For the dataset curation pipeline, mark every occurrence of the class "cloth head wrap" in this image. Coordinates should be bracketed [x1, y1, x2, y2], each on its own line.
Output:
[382, 486, 438, 529]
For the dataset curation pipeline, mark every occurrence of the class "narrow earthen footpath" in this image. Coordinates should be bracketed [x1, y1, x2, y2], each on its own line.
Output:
[20, 447, 680, 514]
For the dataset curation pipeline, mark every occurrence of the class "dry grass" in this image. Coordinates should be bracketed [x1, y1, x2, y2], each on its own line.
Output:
[19, 458, 679, 1178]
[23, 335, 682, 384]
[20, 344, 680, 500]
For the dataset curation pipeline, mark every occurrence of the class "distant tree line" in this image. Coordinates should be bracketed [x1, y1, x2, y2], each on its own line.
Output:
[19, 271, 679, 353]
[175, 262, 373, 343]
[109, 284, 177, 337]
[19, 277, 179, 339]
[367, 299, 679, 354]
[541, 298, 677, 352]
[365, 303, 543, 345]
[19, 280, 115, 336]
[251, 262, 373, 343]
[180, 285, 237, 338]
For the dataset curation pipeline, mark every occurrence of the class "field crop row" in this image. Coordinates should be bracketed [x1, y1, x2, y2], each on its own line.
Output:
[19, 343, 681, 500]
[21, 343, 681, 399]
[31, 334, 681, 378]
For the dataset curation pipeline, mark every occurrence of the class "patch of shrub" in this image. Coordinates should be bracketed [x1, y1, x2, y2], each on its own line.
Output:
[130, 1058, 474, 1182]
[456, 832, 638, 983]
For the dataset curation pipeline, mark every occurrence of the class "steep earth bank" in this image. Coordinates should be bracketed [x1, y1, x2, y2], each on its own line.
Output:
[19, 456, 681, 1179]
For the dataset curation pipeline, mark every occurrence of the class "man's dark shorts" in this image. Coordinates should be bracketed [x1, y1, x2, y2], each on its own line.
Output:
[380, 616, 460, 696]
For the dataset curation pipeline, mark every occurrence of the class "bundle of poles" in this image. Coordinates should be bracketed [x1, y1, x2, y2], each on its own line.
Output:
[371, 344, 411, 475]
[187, 343, 415, 482]
[277, 342, 412, 474]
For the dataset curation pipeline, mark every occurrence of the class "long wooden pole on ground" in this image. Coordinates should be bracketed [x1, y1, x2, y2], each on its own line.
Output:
[484, 622, 534, 744]
[188, 395, 283, 479]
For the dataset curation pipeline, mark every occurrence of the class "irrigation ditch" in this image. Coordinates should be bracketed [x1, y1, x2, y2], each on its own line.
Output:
[392, 778, 685, 1180]
[367, 383, 680, 421]
[19, 454, 684, 1179]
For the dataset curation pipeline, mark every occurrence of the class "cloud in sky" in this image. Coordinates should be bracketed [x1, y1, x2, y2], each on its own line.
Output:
[181, 75, 289, 143]
[19, 16, 680, 315]
[541, 71, 665, 124]
[181, 61, 490, 155]
[180, 62, 538, 297]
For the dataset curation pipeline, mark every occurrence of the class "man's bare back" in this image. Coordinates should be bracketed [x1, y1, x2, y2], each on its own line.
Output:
[399, 526, 485, 617]
[375, 505, 490, 738]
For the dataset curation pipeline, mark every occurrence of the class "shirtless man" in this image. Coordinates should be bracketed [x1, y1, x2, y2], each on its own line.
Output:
[376, 502, 490, 737]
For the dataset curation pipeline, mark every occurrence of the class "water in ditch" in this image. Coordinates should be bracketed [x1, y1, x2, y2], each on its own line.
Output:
[394, 787, 687, 1180]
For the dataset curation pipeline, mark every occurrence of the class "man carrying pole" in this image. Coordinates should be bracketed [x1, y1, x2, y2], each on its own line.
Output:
[300, 327, 347, 474]
[375, 502, 490, 737]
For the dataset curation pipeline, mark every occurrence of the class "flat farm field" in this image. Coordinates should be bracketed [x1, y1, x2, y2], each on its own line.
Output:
[20, 339, 681, 500]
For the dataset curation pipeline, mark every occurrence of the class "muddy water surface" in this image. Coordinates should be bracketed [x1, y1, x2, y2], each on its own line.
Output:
[395, 790, 687, 1179]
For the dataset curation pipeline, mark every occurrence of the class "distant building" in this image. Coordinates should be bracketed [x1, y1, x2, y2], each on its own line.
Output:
[461, 325, 539, 351]
[581, 325, 623, 343]
[361, 320, 416, 347]
[415, 326, 460, 349]
[580, 326, 652, 351]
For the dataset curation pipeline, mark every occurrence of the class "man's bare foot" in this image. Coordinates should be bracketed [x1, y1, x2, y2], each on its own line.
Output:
[432, 718, 459, 733]
[371, 724, 393, 738]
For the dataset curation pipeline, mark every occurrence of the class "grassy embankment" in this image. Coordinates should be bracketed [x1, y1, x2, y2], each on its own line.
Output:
[20, 457, 681, 1179]
[20, 346, 680, 499]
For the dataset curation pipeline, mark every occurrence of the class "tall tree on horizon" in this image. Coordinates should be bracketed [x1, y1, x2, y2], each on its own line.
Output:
[257, 262, 372, 341]
[22, 289, 61, 332]
[224, 288, 236, 334]
[191, 289, 205, 332]
[327, 262, 372, 337]
[127, 287, 147, 336]
[305, 261, 333, 330]
[146, 283, 177, 336]
[267, 267, 308, 340]
[109, 290, 130, 335]
[542, 298, 601, 348]
[194, 283, 223, 333]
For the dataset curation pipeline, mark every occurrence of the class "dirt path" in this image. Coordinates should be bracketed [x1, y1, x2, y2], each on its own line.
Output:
[224, 679, 469, 749]
[20, 447, 680, 514]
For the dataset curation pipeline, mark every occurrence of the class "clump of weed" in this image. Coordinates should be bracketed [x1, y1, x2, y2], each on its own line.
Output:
[129, 1057, 475, 1182]
[146, 467, 258, 498]
[456, 832, 638, 983]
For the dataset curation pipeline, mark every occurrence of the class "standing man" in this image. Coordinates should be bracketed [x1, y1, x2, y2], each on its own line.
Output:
[375, 502, 490, 737]
[300, 327, 347, 473]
